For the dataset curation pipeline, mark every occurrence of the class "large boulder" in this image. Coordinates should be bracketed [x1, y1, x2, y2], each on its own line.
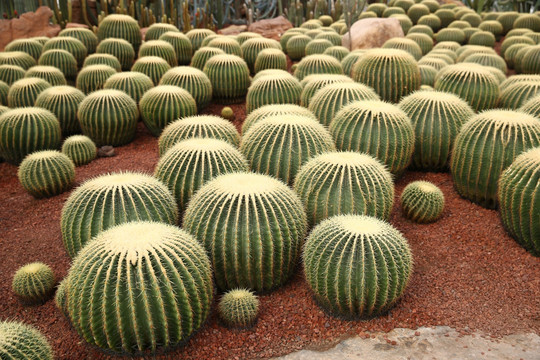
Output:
[342, 18, 404, 50]
[218, 24, 247, 36]
[248, 16, 292, 41]
[0, 7, 60, 51]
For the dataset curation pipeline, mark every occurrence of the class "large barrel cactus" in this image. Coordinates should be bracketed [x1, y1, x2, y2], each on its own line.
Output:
[145, 23, 180, 41]
[240, 37, 282, 73]
[159, 31, 193, 65]
[83, 53, 122, 71]
[300, 74, 353, 107]
[0, 51, 36, 70]
[203, 54, 250, 103]
[61, 135, 97, 166]
[63, 221, 213, 354]
[246, 73, 302, 113]
[103, 71, 154, 105]
[254, 48, 287, 73]
[498, 81, 540, 110]
[96, 38, 135, 71]
[294, 54, 343, 81]
[159, 66, 212, 111]
[5, 38, 43, 60]
[520, 94, 540, 118]
[43, 37, 87, 68]
[303, 215, 413, 318]
[25, 65, 67, 86]
[35, 85, 85, 136]
[8, 77, 51, 108]
[59, 27, 98, 54]
[0, 64, 26, 85]
[138, 40, 178, 67]
[96, 14, 142, 51]
[242, 103, 316, 134]
[183, 172, 307, 292]
[0, 321, 53, 360]
[131, 56, 171, 85]
[186, 28, 216, 51]
[75, 64, 117, 94]
[190, 46, 225, 70]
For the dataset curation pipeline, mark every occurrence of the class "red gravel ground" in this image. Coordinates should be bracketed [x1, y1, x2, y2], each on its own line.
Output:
[0, 102, 539, 360]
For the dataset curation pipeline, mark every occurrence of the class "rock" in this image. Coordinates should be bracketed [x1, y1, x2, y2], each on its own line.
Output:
[248, 16, 292, 41]
[0, 6, 61, 51]
[140, 27, 149, 41]
[218, 24, 247, 36]
[341, 18, 404, 51]
[97, 145, 116, 157]
[437, 0, 465, 6]
[65, 22, 89, 29]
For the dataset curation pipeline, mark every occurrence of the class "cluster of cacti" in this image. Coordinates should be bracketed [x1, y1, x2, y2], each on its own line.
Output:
[63, 221, 212, 353]
[0, 321, 53, 359]
[61, 135, 96, 166]
[83, 53, 122, 72]
[501, 35, 535, 58]
[7, 77, 51, 108]
[400, 181, 445, 223]
[12, 262, 55, 304]
[59, 28, 98, 54]
[76, 64, 117, 94]
[43, 37, 87, 68]
[5, 39, 43, 60]
[0, 64, 26, 85]
[96, 38, 135, 71]
[131, 56, 171, 85]
[203, 54, 250, 103]
[159, 31, 193, 65]
[242, 104, 317, 134]
[303, 214, 413, 318]
[498, 81, 540, 109]
[246, 73, 302, 113]
[103, 71, 154, 105]
[218, 289, 259, 328]
[0, 51, 36, 70]
[25, 65, 67, 86]
[96, 14, 142, 51]
[159, 66, 212, 111]
[498, 147, 540, 256]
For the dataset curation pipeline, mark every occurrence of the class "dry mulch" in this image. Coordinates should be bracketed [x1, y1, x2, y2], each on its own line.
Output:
[0, 102, 539, 360]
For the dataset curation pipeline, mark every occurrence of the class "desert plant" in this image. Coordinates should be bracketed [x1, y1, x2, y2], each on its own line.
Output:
[408, 4, 430, 24]
[498, 81, 540, 109]
[246, 74, 302, 114]
[183, 172, 307, 291]
[159, 66, 212, 111]
[433, 41, 461, 52]
[159, 31, 193, 65]
[408, 24, 435, 37]
[75, 64, 117, 94]
[300, 74, 353, 106]
[315, 32, 342, 46]
[61, 135, 96, 166]
[207, 37, 242, 57]
[468, 31, 496, 47]
[498, 12, 520, 34]
[12, 262, 55, 304]
[96, 14, 142, 51]
[138, 40, 178, 67]
[242, 104, 317, 134]
[500, 74, 540, 92]
[254, 48, 287, 72]
[306, 39, 334, 55]
[5, 39, 43, 60]
[236, 32, 263, 46]
[103, 71, 154, 105]
[78, 89, 139, 146]
[190, 47, 226, 71]
[303, 214, 413, 318]
[479, 20, 503, 39]
[462, 13, 482, 27]
[43, 37, 87, 68]
[323, 46, 350, 61]
[8, 77, 51, 108]
[186, 28, 216, 51]
[525, 32, 540, 45]
[383, 6, 406, 17]
[219, 289, 259, 328]
[286, 34, 312, 60]
[280, 30, 304, 51]
[35, 86, 85, 136]
[82, 53, 122, 72]
[59, 27, 98, 54]
[0, 81, 7, 105]
[450, 110, 540, 208]
[501, 35, 535, 58]
[0, 51, 36, 70]
[400, 181, 444, 223]
[434, 9, 455, 27]
[406, 33, 434, 55]
[462, 27, 480, 41]
[435, 28, 466, 44]
[294, 54, 344, 81]
[221, 106, 234, 120]
[367, 3, 388, 16]
[463, 53, 507, 74]
[131, 56, 171, 85]
[203, 54, 250, 104]
[25, 65, 67, 86]
[513, 14, 540, 32]
[418, 64, 438, 86]
[240, 38, 281, 73]
[520, 94, 540, 118]
[0, 321, 53, 359]
[0, 65, 26, 86]
[340, 51, 366, 77]
[55, 279, 67, 315]
[96, 38, 135, 71]
[145, 23, 180, 41]
[253, 69, 291, 82]
[383, 38, 423, 61]
[391, 14, 414, 34]
[521, 45, 540, 74]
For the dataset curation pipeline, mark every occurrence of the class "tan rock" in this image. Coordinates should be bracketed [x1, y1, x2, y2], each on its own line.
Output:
[218, 24, 247, 36]
[65, 22, 89, 29]
[248, 16, 292, 41]
[342, 18, 404, 50]
[0, 6, 60, 51]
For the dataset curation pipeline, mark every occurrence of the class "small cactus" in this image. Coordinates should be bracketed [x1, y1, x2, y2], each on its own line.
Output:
[400, 181, 445, 223]
[59, 27, 98, 54]
[97, 14, 142, 51]
[419, 64, 438, 86]
[203, 54, 251, 104]
[55, 279, 67, 315]
[8, 77, 51, 108]
[408, 4, 430, 24]
[219, 289, 259, 328]
[0, 64, 26, 85]
[190, 46, 226, 70]
[82, 53, 122, 72]
[159, 31, 193, 65]
[131, 56, 171, 85]
[221, 106, 234, 120]
[76, 64, 117, 94]
[159, 66, 212, 111]
[186, 28, 216, 51]
[96, 38, 135, 71]
[138, 40, 178, 67]
[103, 71, 154, 105]
[246, 73, 302, 113]
[5, 38, 43, 60]
[0, 51, 36, 70]
[12, 262, 55, 304]
[242, 104, 317, 134]
[25, 65, 67, 86]
[144, 23, 180, 41]
[43, 37, 87, 68]
[236, 32, 263, 45]
[479, 20, 503, 40]
[35, 85, 85, 136]
[61, 135, 97, 166]
[0, 321, 53, 359]
[254, 48, 287, 73]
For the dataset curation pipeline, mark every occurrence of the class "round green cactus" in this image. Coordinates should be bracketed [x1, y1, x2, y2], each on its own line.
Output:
[55, 278, 67, 315]
[246, 73, 302, 114]
[0, 321, 53, 360]
[498, 81, 540, 109]
[498, 147, 540, 256]
[131, 56, 171, 85]
[434, 64, 500, 112]
[242, 104, 316, 134]
[43, 37, 87, 68]
[520, 93, 540, 118]
[400, 181, 445, 223]
[241, 115, 335, 184]
[500, 74, 540, 92]
[155, 138, 248, 212]
[435, 28, 466, 44]
[330, 100, 415, 175]
[408, 24, 435, 37]
[383, 6, 406, 17]
[367, 3, 388, 16]
[31, 36, 51, 45]
[418, 64, 438, 86]
[219, 289, 259, 328]
[408, 4, 430, 24]
[207, 36, 242, 57]
[25, 65, 67, 86]
[383, 38, 423, 60]
[159, 115, 240, 156]
[78, 89, 139, 146]
[301, 19, 323, 29]
[35, 85, 85, 136]
[103, 71, 154, 105]
[159, 31, 193, 65]
[159, 66, 212, 111]
[390, 14, 414, 34]
[323, 46, 350, 61]
[513, 45, 536, 74]
[501, 35, 535, 58]
[221, 106, 234, 120]
[82, 53, 122, 71]
[138, 39, 178, 67]
[521, 45, 540, 74]
[186, 28, 216, 51]
[456, 45, 496, 62]
[5, 38, 43, 60]
[433, 40, 461, 52]
[463, 53, 507, 74]
[479, 20, 503, 39]
[398, 90, 474, 171]
[252, 69, 290, 82]
[406, 33, 434, 55]
[236, 32, 263, 45]
[61, 172, 178, 258]
[395, 0, 414, 11]
[203, 54, 250, 103]
[286, 34, 312, 60]
[294, 54, 343, 81]
[427, 50, 456, 64]
[314, 31, 342, 47]
[485, 66, 506, 84]
[139, 85, 197, 137]
[450, 110, 540, 208]
[353, 49, 420, 103]
[144, 22, 180, 41]
[280, 30, 303, 50]
[0, 51, 36, 70]
[0, 64, 26, 85]
[61, 135, 97, 166]
[183, 172, 307, 291]
[96, 37, 135, 71]
[468, 31, 496, 47]
[240, 38, 281, 73]
[513, 14, 540, 32]
[303, 214, 413, 318]
[294, 151, 395, 226]
[59, 27, 98, 54]
[300, 74, 354, 107]
[75, 64, 117, 94]
[0, 81, 7, 105]
[498, 11, 520, 34]
[97, 14, 142, 51]
[190, 46, 225, 71]
[462, 27, 480, 41]
[63, 221, 212, 354]
[462, 13, 482, 27]
[254, 48, 287, 72]
[8, 77, 51, 108]
[306, 39, 334, 56]
[12, 262, 55, 304]
[342, 51, 367, 77]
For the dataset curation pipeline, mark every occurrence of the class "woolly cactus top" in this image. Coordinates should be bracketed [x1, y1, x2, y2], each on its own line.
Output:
[206, 172, 287, 195]
[310, 151, 389, 170]
[333, 214, 390, 236]
[21, 149, 65, 161]
[1, 106, 55, 119]
[81, 171, 165, 190]
[474, 109, 539, 127]
[412, 180, 442, 193]
[15, 262, 50, 275]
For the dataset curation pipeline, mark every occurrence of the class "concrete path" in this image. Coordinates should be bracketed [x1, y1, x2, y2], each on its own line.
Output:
[277, 326, 540, 360]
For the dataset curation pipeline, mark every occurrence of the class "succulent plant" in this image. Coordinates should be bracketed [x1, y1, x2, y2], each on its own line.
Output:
[520, 93, 540, 118]
[138, 40, 178, 67]
[323, 46, 350, 62]
[301, 19, 323, 29]
[254, 48, 287, 73]
[286, 35, 312, 60]
[434, 64, 500, 112]
[97, 14, 142, 51]
[498, 81, 540, 109]
[314, 32, 342, 47]
[145, 23, 180, 41]
[303, 214, 413, 318]
[0, 321, 53, 359]
[242, 104, 316, 135]
[12, 262, 55, 304]
[383, 6, 406, 17]
[221, 106, 234, 120]
[183, 172, 307, 291]
[408, 24, 435, 37]
[435, 9, 456, 28]
[78, 89, 139, 146]
[305, 39, 333, 56]
[395, 0, 414, 11]
[63, 221, 212, 353]
[61, 135, 96, 166]
[5, 38, 43, 60]
[353, 49, 420, 103]
[501, 35, 535, 58]
[479, 20, 503, 40]
[0, 64, 26, 85]
[498, 12, 520, 34]
[294, 151, 394, 226]
[521, 45, 540, 74]
[240, 38, 281, 73]
[300, 74, 353, 107]
[468, 31, 496, 47]
[131, 56, 171, 85]
[203, 54, 250, 104]
[338, 51, 363, 77]
[82, 53, 122, 71]
[76, 64, 117, 94]
[525, 32, 540, 44]
[463, 53, 507, 74]
[8, 77, 51, 108]
[159, 66, 212, 111]
[236, 32, 263, 45]
[450, 110, 540, 208]
[500, 74, 540, 92]
[418, 64, 438, 86]
[498, 147, 540, 256]
[25, 65, 67, 86]
[280, 30, 304, 50]
[96, 38, 135, 71]
[462, 13, 482, 27]
[435, 28, 466, 44]
[155, 138, 248, 212]
[294, 54, 344, 81]
[390, 14, 414, 34]
[190, 46, 225, 71]
[31, 37, 51, 45]
[55, 278, 67, 315]
[0, 51, 36, 70]
[59, 27, 98, 54]
[513, 14, 540, 32]
[433, 40, 461, 52]
[383, 38, 423, 61]
[367, 3, 388, 16]
[159, 31, 193, 65]
[408, 4, 430, 24]
[219, 289, 259, 328]
[400, 180, 445, 223]
[186, 28, 216, 51]
[139, 85, 197, 137]
[200, 34, 220, 48]
[35, 86, 84, 135]
[245, 74, 302, 114]
[513, 45, 536, 74]
[462, 27, 480, 41]
[207, 37, 242, 58]
[0, 81, 7, 106]
[43, 37, 87, 68]
[405, 33, 434, 55]
[103, 71, 154, 105]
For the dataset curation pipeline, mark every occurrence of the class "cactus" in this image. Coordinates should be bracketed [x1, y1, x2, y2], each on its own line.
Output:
[18, 150, 75, 198]
[96, 38, 135, 71]
[383, 38, 423, 61]
[5, 39, 43, 60]
[159, 66, 212, 111]
[61, 172, 179, 258]
[97, 14, 142, 51]
[383, 7, 406, 17]
[408, 4, 430, 24]
[498, 12, 520, 34]
[500, 74, 540, 92]
[353, 49, 420, 103]
[305, 39, 333, 56]
[513, 14, 540, 32]
[301, 20, 323, 29]
[294, 54, 343, 81]
[513, 46, 535, 74]
[340, 50, 366, 77]
[207, 37, 242, 57]
[450, 110, 540, 208]
[520, 94, 540, 118]
[479, 20, 503, 40]
[219, 289, 259, 328]
[408, 24, 434, 37]
[43, 37, 87, 68]
[367, 3, 388, 16]
[521, 45, 540, 74]
[159, 31, 193, 65]
[463, 27, 480, 42]
[0, 321, 53, 360]
[419, 64, 438, 86]
[159, 115, 240, 156]
[221, 106, 234, 120]
[422, 0, 440, 12]
[186, 29, 216, 51]
[498, 81, 540, 110]
[35, 86, 85, 136]
[391, 14, 414, 34]
[418, 14, 442, 33]
[61, 135, 96, 166]
[0, 51, 36, 70]
[498, 147, 540, 256]
[138, 40, 178, 67]
[462, 13, 482, 27]
[433, 41, 461, 52]
[76, 64, 117, 94]
[190, 47, 225, 71]
[240, 38, 281, 74]
[131, 56, 171, 85]
[236, 32, 263, 45]
[59, 28, 98, 54]
[155, 138, 248, 212]
[203, 54, 250, 104]
[463, 53, 507, 74]
[400, 181, 444, 223]
[303, 214, 412, 318]
[485, 66, 506, 84]
[55, 279, 67, 315]
[254, 48, 287, 73]
[183, 172, 307, 292]
[456, 45, 495, 62]
[83, 53, 122, 72]
[0, 65, 26, 86]
[103, 71, 154, 105]
[300, 74, 353, 105]
[435, 28, 466, 44]
[468, 31, 496, 47]
[280, 30, 304, 51]
[31, 37, 51, 45]
[0, 81, 7, 106]
[63, 221, 212, 353]
[501, 36, 535, 58]
[286, 34, 312, 60]
[246, 74, 302, 114]
[25, 66, 67, 86]
[12, 262, 55, 304]
[330, 100, 414, 176]
[525, 32, 540, 45]
[395, 0, 415, 11]
[8, 77, 51, 108]
[405, 33, 433, 55]
[294, 151, 394, 226]
[314, 32, 342, 46]
[242, 104, 317, 135]
[78, 89, 138, 146]
[323, 46, 350, 61]
[448, 20, 470, 29]
[145, 23, 180, 41]
[434, 64, 499, 112]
